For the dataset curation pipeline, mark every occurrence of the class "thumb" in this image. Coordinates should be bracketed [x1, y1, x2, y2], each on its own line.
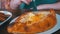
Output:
[21, 0, 32, 5]
[37, 4, 50, 10]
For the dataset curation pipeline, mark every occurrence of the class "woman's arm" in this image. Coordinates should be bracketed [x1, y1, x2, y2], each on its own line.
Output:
[37, 2, 60, 10]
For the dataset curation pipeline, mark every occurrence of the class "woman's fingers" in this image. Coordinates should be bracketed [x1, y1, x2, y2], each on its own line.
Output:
[10, 0, 22, 9]
[37, 4, 51, 10]
[5, 0, 32, 10]
[21, 0, 32, 4]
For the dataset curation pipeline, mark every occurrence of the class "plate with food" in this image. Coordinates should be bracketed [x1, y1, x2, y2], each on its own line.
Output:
[7, 9, 60, 34]
[0, 11, 12, 25]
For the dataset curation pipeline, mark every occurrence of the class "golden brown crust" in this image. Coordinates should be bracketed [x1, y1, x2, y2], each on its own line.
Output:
[7, 9, 57, 34]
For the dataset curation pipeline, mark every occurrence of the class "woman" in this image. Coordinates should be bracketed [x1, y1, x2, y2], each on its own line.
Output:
[5, 0, 60, 10]
[5, 0, 60, 18]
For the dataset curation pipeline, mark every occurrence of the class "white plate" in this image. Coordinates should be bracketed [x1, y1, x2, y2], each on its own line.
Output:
[0, 11, 12, 25]
[9, 14, 60, 34]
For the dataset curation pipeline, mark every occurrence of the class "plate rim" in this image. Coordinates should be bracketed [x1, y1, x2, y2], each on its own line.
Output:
[0, 11, 12, 25]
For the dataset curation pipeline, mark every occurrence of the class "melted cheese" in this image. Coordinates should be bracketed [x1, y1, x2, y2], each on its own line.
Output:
[20, 11, 50, 25]
[20, 13, 35, 23]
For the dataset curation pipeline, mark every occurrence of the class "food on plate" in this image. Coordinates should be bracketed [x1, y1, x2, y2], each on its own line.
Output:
[7, 9, 57, 34]
[0, 13, 9, 22]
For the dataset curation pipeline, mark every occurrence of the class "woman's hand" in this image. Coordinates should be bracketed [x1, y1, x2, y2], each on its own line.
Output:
[5, 0, 32, 10]
[37, 2, 60, 10]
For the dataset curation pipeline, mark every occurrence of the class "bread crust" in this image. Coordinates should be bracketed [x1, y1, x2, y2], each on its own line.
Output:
[7, 9, 57, 34]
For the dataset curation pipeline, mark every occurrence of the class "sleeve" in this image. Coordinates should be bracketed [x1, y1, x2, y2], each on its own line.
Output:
[35, 0, 58, 5]
[23, 0, 57, 9]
